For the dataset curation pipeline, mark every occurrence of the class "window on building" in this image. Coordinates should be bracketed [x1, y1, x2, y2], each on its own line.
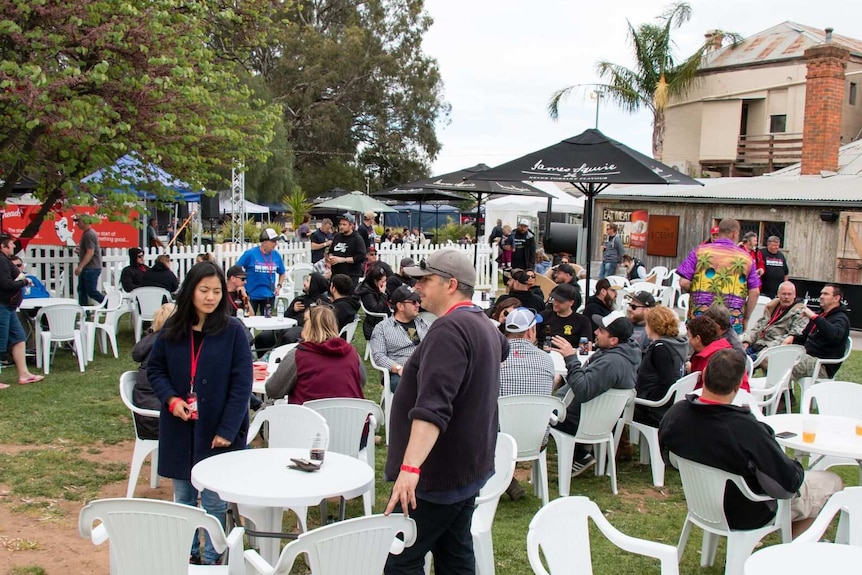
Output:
[737, 219, 786, 247]
[769, 114, 787, 133]
[851, 82, 858, 106]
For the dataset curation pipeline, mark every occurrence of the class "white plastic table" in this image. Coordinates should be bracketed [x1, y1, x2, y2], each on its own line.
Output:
[192, 447, 373, 564]
[763, 413, 862, 479]
[744, 542, 862, 574]
[18, 297, 79, 310]
[550, 350, 593, 376]
[241, 316, 297, 331]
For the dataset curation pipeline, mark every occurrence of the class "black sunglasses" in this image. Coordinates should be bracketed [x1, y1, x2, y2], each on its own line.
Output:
[419, 258, 454, 279]
[629, 304, 647, 310]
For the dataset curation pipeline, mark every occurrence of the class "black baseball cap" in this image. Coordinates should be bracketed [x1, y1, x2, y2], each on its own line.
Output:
[226, 265, 247, 279]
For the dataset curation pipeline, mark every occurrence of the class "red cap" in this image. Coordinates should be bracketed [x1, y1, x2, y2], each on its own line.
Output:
[710, 226, 720, 235]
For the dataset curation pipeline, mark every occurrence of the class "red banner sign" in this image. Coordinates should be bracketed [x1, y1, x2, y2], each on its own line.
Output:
[0, 205, 139, 248]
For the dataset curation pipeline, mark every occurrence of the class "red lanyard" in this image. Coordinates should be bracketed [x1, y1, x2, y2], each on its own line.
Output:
[189, 332, 204, 392]
[444, 301, 475, 315]
[261, 250, 274, 271]
[228, 295, 239, 310]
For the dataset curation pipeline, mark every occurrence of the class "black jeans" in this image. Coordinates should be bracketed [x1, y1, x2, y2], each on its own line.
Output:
[384, 495, 477, 575]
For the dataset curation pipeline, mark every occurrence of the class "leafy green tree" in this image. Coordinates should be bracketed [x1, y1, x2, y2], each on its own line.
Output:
[0, 0, 280, 238]
[548, 2, 739, 160]
[252, 0, 448, 184]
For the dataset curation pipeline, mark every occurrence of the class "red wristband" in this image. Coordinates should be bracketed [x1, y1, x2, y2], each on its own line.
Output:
[168, 397, 182, 414]
[400, 464, 421, 475]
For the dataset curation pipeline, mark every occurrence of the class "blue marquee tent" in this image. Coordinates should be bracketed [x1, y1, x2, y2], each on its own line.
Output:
[81, 153, 201, 202]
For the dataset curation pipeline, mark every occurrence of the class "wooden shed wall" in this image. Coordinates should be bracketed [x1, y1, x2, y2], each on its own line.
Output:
[591, 198, 862, 282]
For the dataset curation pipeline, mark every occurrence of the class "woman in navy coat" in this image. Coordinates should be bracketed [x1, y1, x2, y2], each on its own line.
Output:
[148, 261, 252, 565]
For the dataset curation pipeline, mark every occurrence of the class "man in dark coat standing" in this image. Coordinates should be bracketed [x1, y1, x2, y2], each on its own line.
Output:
[506, 218, 536, 270]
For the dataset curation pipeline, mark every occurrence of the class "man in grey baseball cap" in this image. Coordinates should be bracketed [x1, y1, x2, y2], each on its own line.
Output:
[385, 256, 417, 298]
[384, 248, 508, 573]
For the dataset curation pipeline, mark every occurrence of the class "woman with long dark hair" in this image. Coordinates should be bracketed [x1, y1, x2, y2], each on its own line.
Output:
[355, 264, 391, 340]
[147, 261, 253, 565]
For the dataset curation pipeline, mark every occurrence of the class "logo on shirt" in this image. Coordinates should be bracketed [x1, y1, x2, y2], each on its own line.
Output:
[563, 325, 573, 335]
[332, 242, 348, 254]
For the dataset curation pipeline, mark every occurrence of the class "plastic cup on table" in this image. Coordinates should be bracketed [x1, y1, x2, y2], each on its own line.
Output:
[802, 418, 818, 444]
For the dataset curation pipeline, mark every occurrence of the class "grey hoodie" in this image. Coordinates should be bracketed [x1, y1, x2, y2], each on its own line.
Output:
[555, 339, 641, 433]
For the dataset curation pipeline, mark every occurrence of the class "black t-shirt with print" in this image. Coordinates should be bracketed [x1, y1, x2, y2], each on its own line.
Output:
[541, 310, 593, 347]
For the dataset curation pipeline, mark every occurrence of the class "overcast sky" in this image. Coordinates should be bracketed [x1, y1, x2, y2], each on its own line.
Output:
[421, 0, 862, 175]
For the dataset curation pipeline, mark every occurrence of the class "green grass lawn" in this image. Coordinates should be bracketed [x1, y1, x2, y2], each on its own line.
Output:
[1, 317, 859, 574]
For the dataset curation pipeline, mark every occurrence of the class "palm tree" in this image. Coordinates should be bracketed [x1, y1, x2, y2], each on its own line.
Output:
[548, 2, 739, 161]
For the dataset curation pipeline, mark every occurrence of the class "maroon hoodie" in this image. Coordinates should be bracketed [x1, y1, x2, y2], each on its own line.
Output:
[290, 338, 364, 405]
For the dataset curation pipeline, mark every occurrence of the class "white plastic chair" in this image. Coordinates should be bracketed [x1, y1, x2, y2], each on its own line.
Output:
[527, 496, 680, 575]
[118, 371, 160, 498]
[673, 454, 792, 575]
[79, 498, 245, 575]
[577, 279, 598, 298]
[497, 394, 566, 506]
[266, 343, 298, 372]
[472, 433, 518, 575]
[678, 293, 689, 315]
[35, 303, 86, 373]
[551, 388, 635, 496]
[87, 289, 125, 361]
[746, 296, 772, 330]
[748, 366, 795, 416]
[369, 355, 394, 445]
[360, 302, 389, 360]
[647, 266, 669, 285]
[798, 337, 853, 398]
[605, 275, 630, 289]
[749, 345, 805, 415]
[423, 433, 518, 575]
[304, 398, 383, 516]
[242, 404, 330, 540]
[801, 381, 862, 474]
[130, 287, 172, 342]
[339, 317, 360, 342]
[243, 514, 416, 575]
[286, 263, 314, 297]
[629, 281, 662, 296]
[792, 486, 862, 545]
[623, 372, 700, 487]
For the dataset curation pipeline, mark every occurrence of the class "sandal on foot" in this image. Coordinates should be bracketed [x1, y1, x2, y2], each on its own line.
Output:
[0, 383, 9, 389]
[18, 375, 44, 385]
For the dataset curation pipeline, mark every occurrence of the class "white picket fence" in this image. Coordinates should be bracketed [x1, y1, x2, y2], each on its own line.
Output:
[23, 241, 499, 299]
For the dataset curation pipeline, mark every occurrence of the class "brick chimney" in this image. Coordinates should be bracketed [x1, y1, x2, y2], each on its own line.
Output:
[801, 29, 849, 175]
[704, 30, 724, 52]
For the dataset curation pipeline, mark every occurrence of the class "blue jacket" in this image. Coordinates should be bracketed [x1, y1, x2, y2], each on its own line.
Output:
[147, 318, 253, 480]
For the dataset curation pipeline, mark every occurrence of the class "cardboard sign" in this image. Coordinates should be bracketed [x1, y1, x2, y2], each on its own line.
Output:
[0, 205, 139, 248]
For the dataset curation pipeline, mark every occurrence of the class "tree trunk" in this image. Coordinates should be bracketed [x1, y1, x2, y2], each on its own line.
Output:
[652, 110, 665, 161]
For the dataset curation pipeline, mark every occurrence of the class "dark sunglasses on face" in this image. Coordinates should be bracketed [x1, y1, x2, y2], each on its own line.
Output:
[629, 304, 646, 310]
[418, 258, 454, 279]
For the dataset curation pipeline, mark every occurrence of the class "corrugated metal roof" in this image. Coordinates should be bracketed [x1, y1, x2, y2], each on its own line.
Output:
[769, 139, 862, 176]
[581, 175, 862, 206]
[702, 22, 862, 70]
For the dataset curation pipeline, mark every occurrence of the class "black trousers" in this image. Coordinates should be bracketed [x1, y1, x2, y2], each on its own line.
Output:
[384, 495, 477, 575]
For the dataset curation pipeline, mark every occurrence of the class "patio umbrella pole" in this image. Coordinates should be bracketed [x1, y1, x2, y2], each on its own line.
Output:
[575, 182, 608, 297]
[473, 193, 484, 267]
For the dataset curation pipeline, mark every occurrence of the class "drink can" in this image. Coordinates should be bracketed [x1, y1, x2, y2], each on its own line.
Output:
[579, 337, 589, 355]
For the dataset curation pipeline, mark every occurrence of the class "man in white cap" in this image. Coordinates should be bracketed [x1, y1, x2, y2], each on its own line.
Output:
[499, 307, 554, 500]
[505, 218, 536, 270]
[550, 310, 639, 476]
[327, 212, 367, 287]
[236, 228, 287, 315]
[384, 248, 508, 574]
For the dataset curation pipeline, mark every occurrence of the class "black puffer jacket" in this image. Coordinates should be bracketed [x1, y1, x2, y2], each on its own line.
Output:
[356, 281, 390, 340]
[284, 272, 331, 325]
[141, 261, 178, 293]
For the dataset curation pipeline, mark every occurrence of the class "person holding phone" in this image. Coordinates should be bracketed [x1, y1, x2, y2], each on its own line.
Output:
[147, 261, 252, 565]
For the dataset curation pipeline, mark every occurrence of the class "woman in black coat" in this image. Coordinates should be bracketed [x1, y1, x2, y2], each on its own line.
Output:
[147, 262, 252, 565]
[141, 254, 179, 294]
[633, 306, 688, 427]
[355, 264, 391, 340]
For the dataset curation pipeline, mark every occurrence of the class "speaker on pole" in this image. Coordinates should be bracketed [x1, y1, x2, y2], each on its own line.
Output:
[543, 222, 579, 256]
[201, 195, 220, 220]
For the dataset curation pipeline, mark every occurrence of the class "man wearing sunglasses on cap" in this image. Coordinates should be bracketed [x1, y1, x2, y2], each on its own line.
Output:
[384, 249, 508, 575]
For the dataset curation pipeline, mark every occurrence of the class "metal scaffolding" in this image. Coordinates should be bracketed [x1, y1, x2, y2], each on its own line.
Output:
[230, 165, 246, 244]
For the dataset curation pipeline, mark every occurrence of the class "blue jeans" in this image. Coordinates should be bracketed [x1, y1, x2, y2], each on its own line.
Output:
[599, 261, 617, 279]
[173, 479, 228, 564]
[384, 495, 477, 575]
[77, 268, 104, 306]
